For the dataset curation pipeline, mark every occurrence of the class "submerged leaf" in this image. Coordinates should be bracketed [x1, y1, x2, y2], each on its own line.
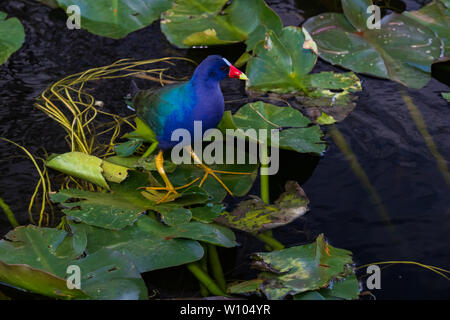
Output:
[215, 181, 309, 233]
[303, 0, 442, 88]
[161, 0, 282, 48]
[0, 11, 25, 65]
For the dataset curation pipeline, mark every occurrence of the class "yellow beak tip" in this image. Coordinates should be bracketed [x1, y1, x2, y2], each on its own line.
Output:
[239, 73, 249, 81]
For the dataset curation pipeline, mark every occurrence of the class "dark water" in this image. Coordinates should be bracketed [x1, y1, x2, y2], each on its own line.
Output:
[0, 0, 449, 299]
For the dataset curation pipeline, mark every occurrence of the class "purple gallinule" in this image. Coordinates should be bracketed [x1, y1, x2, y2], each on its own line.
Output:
[132, 55, 249, 203]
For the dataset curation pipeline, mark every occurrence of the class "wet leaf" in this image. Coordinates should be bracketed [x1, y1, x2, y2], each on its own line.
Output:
[228, 279, 263, 296]
[0, 226, 147, 299]
[114, 139, 143, 157]
[219, 102, 326, 155]
[161, 0, 282, 48]
[51, 188, 145, 230]
[215, 181, 309, 233]
[294, 274, 360, 300]
[70, 248, 148, 300]
[47, 152, 129, 189]
[404, 0, 450, 59]
[163, 156, 259, 203]
[69, 214, 236, 272]
[303, 0, 442, 88]
[55, 0, 174, 39]
[245, 27, 361, 115]
[246, 27, 318, 94]
[0, 260, 87, 299]
[0, 11, 25, 65]
[231, 234, 355, 299]
[191, 204, 224, 223]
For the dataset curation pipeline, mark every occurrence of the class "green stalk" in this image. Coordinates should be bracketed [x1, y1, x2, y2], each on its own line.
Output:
[207, 244, 227, 292]
[199, 245, 209, 297]
[186, 262, 228, 297]
[0, 197, 19, 228]
[260, 142, 270, 204]
[257, 142, 285, 250]
[254, 232, 285, 251]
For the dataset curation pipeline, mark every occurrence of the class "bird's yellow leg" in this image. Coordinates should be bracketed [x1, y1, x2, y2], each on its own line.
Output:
[185, 146, 252, 196]
[143, 150, 199, 204]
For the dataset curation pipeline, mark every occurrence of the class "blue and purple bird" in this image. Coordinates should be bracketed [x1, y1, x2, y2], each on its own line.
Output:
[132, 55, 249, 203]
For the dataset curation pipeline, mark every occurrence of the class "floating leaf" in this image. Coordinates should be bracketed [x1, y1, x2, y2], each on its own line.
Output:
[294, 274, 360, 300]
[51, 188, 145, 230]
[161, 0, 282, 48]
[0, 12, 25, 65]
[0, 226, 147, 299]
[231, 234, 355, 299]
[219, 102, 326, 154]
[46, 152, 129, 190]
[404, 0, 450, 60]
[191, 204, 224, 223]
[215, 181, 309, 233]
[69, 214, 236, 273]
[55, 0, 175, 39]
[303, 0, 442, 88]
[245, 27, 361, 115]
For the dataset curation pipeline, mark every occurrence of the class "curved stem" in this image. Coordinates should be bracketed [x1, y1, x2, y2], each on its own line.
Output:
[186, 262, 228, 297]
[207, 244, 227, 292]
[254, 232, 285, 251]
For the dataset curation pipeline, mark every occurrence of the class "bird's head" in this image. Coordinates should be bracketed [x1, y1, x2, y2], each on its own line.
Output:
[193, 55, 248, 82]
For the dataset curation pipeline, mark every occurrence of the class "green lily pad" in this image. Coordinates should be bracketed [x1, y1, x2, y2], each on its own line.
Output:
[47, 152, 129, 190]
[303, 0, 442, 88]
[165, 161, 258, 203]
[161, 0, 282, 48]
[56, 0, 174, 39]
[442, 92, 450, 101]
[191, 204, 224, 223]
[230, 234, 355, 299]
[219, 102, 326, 154]
[245, 27, 361, 116]
[404, 0, 450, 60]
[0, 12, 25, 65]
[215, 181, 309, 233]
[51, 188, 145, 230]
[294, 274, 360, 300]
[0, 225, 147, 299]
[69, 214, 236, 273]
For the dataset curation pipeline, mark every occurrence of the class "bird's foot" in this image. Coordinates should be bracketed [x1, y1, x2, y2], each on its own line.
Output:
[196, 163, 252, 196]
[142, 177, 199, 204]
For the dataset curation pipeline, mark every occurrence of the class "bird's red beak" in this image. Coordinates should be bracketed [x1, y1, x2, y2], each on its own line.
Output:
[229, 65, 248, 80]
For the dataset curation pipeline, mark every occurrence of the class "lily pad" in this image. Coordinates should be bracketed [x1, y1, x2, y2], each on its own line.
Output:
[442, 92, 450, 102]
[160, 0, 282, 48]
[230, 234, 355, 299]
[191, 204, 224, 223]
[404, 0, 450, 60]
[303, 0, 442, 88]
[245, 27, 361, 115]
[47, 152, 129, 190]
[0, 225, 147, 299]
[0, 12, 25, 65]
[294, 274, 360, 300]
[69, 214, 236, 273]
[218, 102, 326, 154]
[215, 181, 309, 233]
[56, 0, 174, 39]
